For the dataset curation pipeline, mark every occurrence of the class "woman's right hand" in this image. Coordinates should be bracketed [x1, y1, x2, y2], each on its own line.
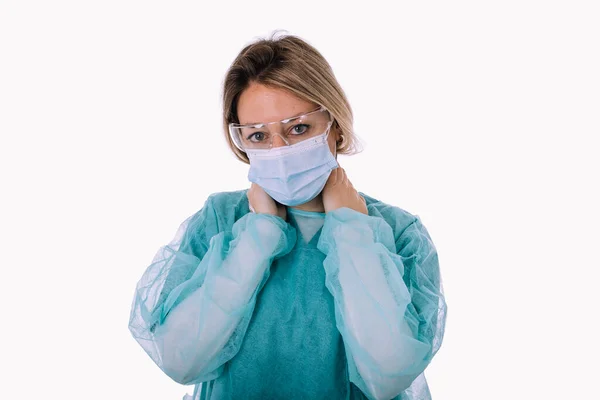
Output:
[247, 183, 287, 220]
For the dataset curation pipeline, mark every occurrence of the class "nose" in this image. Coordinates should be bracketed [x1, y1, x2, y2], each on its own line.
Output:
[271, 134, 287, 148]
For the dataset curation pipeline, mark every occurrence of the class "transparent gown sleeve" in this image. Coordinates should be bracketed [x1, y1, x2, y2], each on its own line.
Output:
[317, 208, 447, 400]
[128, 198, 296, 385]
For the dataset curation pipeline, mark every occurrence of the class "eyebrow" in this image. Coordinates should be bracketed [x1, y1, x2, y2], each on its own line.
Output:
[239, 108, 317, 126]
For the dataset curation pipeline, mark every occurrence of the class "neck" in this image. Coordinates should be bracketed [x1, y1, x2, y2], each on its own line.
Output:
[290, 193, 325, 213]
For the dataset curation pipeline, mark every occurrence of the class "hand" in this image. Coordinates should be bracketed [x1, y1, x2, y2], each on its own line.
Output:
[247, 183, 287, 220]
[322, 167, 368, 215]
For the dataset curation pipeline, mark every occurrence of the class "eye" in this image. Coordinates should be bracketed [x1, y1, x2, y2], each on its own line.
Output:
[247, 132, 267, 142]
[290, 124, 309, 135]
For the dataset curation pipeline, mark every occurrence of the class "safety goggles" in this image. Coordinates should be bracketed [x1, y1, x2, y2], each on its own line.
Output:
[229, 106, 333, 151]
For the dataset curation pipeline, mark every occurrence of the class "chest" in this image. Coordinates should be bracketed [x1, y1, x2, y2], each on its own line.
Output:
[227, 244, 344, 378]
[252, 246, 336, 352]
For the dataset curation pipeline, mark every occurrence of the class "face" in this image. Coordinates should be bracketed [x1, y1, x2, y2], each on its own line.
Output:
[236, 82, 339, 154]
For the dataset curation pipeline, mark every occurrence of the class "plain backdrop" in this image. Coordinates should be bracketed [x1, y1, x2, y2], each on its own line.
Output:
[1, 1, 598, 399]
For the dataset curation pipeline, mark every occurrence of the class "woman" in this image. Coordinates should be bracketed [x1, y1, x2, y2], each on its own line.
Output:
[129, 33, 447, 400]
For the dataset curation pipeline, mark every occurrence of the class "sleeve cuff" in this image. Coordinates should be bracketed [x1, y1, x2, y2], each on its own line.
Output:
[318, 207, 397, 254]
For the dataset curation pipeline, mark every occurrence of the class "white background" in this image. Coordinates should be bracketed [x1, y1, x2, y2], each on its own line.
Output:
[1, 1, 598, 399]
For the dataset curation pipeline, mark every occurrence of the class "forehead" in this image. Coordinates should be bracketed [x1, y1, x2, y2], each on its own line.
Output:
[237, 82, 317, 125]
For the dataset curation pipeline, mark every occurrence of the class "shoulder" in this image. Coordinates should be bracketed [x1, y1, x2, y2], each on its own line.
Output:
[360, 192, 428, 243]
[205, 189, 250, 215]
[190, 189, 250, 228]
[361, 192, 418, 228]
[360, 193, 438, 266]
[361, 193, 438, 262]
[178, 189, 250, 256]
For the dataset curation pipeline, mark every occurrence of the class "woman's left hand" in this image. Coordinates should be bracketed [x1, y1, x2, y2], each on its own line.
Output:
[322, 167, 368, 215]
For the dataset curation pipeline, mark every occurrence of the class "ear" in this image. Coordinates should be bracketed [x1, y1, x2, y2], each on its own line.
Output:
[332, 121, 342, 144]
[327, 123, 341, 158]
[335, 125, 347, 150]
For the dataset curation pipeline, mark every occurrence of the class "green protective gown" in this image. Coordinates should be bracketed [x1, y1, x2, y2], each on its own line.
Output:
[128, 190, 447, 400]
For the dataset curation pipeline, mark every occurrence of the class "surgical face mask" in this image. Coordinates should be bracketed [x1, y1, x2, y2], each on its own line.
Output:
[247, 129, 338, 207]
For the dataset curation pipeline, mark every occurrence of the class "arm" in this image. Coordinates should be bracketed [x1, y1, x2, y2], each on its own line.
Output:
[128, 196, 296, 385]
[317, 208, 447, 400]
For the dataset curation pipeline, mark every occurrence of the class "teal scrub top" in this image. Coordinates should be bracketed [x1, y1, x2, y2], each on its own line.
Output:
[129, 190, 447, 400]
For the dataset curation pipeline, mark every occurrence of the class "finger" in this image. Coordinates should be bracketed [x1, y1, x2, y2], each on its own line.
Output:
[345, 171, 357, 190]
[327, 168, 339, 185]
[250, 183, 267, 196]
[340, 168, 348, 186]
[336, 168, 344, 185]
[337, 167, 348, 187]
[246, 190, 253, 212]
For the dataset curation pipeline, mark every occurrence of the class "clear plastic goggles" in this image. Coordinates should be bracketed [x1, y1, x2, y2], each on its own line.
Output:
[229, 106, 333, 151]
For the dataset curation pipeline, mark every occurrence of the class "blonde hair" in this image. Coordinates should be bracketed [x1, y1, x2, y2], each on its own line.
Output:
[222, 31, 359, 164]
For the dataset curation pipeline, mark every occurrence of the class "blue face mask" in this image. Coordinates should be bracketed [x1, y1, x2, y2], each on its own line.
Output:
[247, 130, 339, 206]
